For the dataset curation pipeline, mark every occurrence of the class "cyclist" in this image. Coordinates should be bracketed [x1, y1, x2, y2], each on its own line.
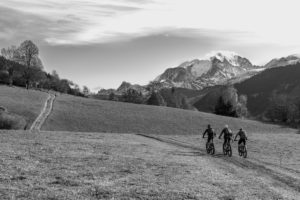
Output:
[234, 128, 248, 150]
[203, 124, 216, 148]
[219, 125, 232, 148]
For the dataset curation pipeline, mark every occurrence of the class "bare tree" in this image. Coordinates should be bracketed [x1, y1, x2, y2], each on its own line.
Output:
[83, 86, 90, 97]
[18, 40, 39, 89]
[237, 95, 248, 118]
[265, 93, 299, 123]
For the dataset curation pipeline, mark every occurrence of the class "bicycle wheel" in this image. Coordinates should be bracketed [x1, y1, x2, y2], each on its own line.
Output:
[206, 143, 209, 154]
[228, 145, 232, 157]
[243, 148, 247, 158]
[210, 144, 215, 155]
[206, 148, 210, 154]
[238, 146, 242, 156]
[223, 144, 227, 155]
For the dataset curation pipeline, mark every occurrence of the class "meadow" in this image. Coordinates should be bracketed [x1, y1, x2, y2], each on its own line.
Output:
[0, 130, 298, 200]
[42, 93, 295, 135]
[0, 86, 299, 199]
[0, 86, 48, 128]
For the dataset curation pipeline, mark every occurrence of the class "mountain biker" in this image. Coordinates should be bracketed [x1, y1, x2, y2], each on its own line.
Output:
[219, 125, 232, 148]
[234, 128, 248, 149]
[203, 124, 216, 148]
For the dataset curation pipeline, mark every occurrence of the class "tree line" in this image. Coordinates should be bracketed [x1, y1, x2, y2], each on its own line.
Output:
[214, 86, 300, 127]
[214, 86, 248, 118]
[94, 81, 197, 110]
[0, 40, 87, 96]
[265, 93, 300, 126]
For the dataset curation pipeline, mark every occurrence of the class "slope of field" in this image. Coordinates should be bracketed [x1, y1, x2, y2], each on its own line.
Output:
[0, 130, 298, 199]
[0, 86, 48, 128]
[42, 93, 296, 135]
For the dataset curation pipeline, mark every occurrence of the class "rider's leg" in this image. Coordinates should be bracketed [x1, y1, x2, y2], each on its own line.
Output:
[206, 138, 210, 149]
[239, 139, 246, 150]
[225, 137, 230, 146]
[238, 139, 242, 150]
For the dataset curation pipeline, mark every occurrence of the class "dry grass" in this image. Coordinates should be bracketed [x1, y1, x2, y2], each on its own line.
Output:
[42, 94, 295, 135]
[0, 130, 298, 199]
[0, 86, 48, 128]
[149, 132, 300, 173]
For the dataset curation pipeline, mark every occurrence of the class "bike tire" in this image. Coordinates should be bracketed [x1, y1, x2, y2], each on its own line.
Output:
[243, 149, 247, 158]
[223, 144, 227, 155]
[228, 145, 232, 157]
[238, 146, 242, 156]
[206, 143, 210, 154]
[210, 144, 215, 155]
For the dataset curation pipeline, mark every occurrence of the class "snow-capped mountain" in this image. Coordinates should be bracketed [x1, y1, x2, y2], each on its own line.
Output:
[155, 51, 262, 90]
[264, 54, 300, 68]
[108, 52, 300, 95]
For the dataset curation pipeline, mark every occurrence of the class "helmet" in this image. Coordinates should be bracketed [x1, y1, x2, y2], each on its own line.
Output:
[240, 128, 243, 131]
[225, 124, 229, 129]
[208, 124, 211, 128]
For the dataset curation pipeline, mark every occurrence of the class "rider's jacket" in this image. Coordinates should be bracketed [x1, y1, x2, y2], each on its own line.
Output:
[220, 128, 232, 139]
[237, 130, 247, 139]
[203, 128, 215, 138]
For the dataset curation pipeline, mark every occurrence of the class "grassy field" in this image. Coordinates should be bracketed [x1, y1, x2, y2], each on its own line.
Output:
[1, 88, 299, 199]
[147, 132, 300, 173]
[0, 86, 48, 128]
[0, 130, 299, 199]
[42, 94, 296, 135]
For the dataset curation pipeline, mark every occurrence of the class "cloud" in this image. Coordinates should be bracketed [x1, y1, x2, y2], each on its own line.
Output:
[0, 0, 146, 45]
[1, 0, 300, 47]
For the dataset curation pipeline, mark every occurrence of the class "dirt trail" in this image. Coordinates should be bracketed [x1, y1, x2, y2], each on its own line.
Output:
[30, 93, 55, 131]
[137, 134, 300, 199]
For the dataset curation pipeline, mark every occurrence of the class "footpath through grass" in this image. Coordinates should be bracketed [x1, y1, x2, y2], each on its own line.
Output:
[0, 86, 48, 128]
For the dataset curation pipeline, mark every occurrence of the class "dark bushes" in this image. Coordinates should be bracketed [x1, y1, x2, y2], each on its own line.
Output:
[0, 109, 26, 130]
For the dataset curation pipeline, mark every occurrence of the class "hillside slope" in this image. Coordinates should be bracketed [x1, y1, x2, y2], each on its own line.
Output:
[235, 63, 300, 116]
[194, 63, 300, 116]
[0, 86, 48, 128]
[42, 94, 294, 134]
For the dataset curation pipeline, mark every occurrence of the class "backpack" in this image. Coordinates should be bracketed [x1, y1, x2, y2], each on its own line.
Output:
[207, 128, 215, 137]
[224, 128, 232, 138]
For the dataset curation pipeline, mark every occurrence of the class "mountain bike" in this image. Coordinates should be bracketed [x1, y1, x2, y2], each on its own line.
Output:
[204, 137, 215, 155]
[237, 142, 247, 158]
[223, 139, 232, 157]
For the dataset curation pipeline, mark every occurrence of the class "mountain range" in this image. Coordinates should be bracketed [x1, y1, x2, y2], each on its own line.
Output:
[98, 52, 300, 96]
[155, 51, 262, 90]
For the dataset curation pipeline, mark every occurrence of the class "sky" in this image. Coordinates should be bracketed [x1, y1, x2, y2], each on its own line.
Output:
[1, 0, 300, 91]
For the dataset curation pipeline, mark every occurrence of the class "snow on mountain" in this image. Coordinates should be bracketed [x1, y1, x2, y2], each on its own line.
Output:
[205, 51, 241, 66]
[111, 52, 300, 96]
[155, 51, 258, 90]
[264, 54, 300, 68]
